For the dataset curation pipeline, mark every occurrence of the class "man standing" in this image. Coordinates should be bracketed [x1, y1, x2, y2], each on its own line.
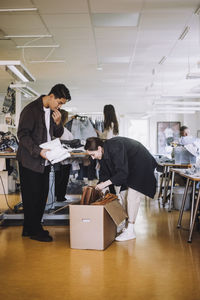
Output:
[17, 84, 71, 242]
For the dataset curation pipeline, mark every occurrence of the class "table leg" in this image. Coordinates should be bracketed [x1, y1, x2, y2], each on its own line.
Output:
[190, 181, 195, 230]
[168, 170, 175, 212]
[177, 178, 190, 228]
[158, 167, 165, 200]
[163, 166, 169, 206]
[188, 188, 200, 243]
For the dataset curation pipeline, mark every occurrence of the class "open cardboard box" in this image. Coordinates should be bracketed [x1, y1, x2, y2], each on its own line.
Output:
[69, 200, 128, 250]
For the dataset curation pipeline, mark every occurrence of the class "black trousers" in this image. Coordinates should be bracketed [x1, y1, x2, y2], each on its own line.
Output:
[19, 163, 50, 235]
[55, 164, 71, 201]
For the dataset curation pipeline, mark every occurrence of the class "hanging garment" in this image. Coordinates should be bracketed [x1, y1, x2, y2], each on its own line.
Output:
[71, 117, 97, 140]
[0, 131, 18, 152]
[2, 86, 16, 114]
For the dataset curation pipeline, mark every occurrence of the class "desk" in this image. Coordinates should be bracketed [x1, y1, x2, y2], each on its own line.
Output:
[158, 163, 191, 207]
[176, 171, 200, 243]
[0, 152, 17, 221]
[0, 151, 88, 224]
[0, 152, 16, 159]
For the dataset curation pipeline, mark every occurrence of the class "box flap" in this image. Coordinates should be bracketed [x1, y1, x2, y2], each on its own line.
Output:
[104, 200, 128, 226]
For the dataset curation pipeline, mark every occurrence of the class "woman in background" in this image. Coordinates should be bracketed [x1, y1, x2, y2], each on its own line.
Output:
[98, 104, 119, 139]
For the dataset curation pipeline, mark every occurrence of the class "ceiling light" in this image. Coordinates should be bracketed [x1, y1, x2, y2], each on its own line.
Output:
[96, 65, 103, 71]
[16, 45, 59, 48]
[10, 83, 39, 97]
[5, 34, 52, 38]
[186, 72, 200, 79]
[194, 7, 200, 15]
[179, 26, 190, 40]
[154, 101, 200, 106]
[160, 94, 200, 99]
[150, 110, 195, 114]
[155, 106, 198, 110]
[158, 56, 166, 65]
[29, 60, 65, 63]
[0, 60, 35, 82]
[0, 8, 37, 12]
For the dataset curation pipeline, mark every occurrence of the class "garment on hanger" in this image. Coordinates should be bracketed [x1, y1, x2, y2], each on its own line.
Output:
[66, 116, 97, 141]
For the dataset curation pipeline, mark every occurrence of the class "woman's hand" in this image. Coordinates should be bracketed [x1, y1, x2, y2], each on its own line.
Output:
[52, 109, 62, 125]
[95, 179, 112, 190]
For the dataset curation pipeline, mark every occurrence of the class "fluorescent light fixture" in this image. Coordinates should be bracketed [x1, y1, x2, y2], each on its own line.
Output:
[19, 87, 39, 98]
[16, 45, 59, 48]
[0, 60, 35, 82]
[5, 34, 52, 38]
[97, 65, 103, 71]
[154, 106, 200, 111]
[186, 73, 200, 79]
[0, 8, 37, 12]
[194, 7, 200, 15]
[154, 101, 200, 106]
[150, 110, 195, 114]
[160, 94, 200, 99]
[179, 26, 190, 40]
[158, 56, 166, 65]
[29, 60, 65, 63]
[6, 65, 29, 82]
[9, 83, 39, 97]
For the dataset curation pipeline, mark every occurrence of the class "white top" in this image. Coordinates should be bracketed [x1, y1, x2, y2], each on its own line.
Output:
[99, 123, 118, 139]
[43, 107, 51, 165]
[43, 107, 51, 142]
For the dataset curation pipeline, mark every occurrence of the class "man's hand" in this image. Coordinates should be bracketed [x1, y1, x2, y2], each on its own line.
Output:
[40, 149, 50, 159]
[52, 109, 62, 125]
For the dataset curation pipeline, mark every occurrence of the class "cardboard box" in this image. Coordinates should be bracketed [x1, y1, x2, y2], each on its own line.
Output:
[70, 200, 127, 250]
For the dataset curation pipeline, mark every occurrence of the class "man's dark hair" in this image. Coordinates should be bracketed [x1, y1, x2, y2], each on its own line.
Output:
[180, 126, 188, 132]
[84, 137, 104, 151]
[48, 84, 71, 101]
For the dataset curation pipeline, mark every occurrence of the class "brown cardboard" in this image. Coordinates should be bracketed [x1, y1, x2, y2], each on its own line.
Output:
[69, 200, 127, 250]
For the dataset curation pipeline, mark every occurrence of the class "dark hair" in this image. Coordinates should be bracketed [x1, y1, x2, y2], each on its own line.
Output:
[180, 126, 188, 132]
[84, 137, 104, 151]
[60, 109, 69, 125]
[48, 84, 71, 101]
[103, 104, 119, 135]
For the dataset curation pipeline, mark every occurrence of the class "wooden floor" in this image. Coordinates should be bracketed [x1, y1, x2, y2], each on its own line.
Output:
[0, 194, 200, 300]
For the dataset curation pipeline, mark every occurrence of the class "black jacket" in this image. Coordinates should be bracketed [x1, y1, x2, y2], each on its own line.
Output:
[99, 137, 158, 198]
[16, 96, 64, 173]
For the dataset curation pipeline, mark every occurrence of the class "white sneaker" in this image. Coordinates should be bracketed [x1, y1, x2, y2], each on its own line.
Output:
[115, 228, 136, 242]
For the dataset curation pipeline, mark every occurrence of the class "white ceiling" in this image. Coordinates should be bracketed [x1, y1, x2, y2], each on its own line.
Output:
[0, 0, 200, 115]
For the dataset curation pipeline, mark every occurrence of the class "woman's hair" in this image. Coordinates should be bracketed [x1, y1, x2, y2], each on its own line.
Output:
[103, 104, 119, 135]
[84, 137, 104, 151]
[60, 109, 69, 125]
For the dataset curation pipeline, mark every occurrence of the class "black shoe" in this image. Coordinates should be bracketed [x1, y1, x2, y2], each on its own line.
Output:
[30, 232, 53, 242]
[22, 228, 49, 237]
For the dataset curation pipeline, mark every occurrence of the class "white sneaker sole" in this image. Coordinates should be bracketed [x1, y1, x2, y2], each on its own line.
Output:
[115, 235, 136, 242]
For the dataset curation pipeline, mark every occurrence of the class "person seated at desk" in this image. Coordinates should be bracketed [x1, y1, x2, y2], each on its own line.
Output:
[178, 126, 195, 145]
[55, 109, 73, 202]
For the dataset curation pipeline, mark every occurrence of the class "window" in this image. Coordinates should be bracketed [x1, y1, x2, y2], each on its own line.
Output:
[127, 119, 149, 148]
